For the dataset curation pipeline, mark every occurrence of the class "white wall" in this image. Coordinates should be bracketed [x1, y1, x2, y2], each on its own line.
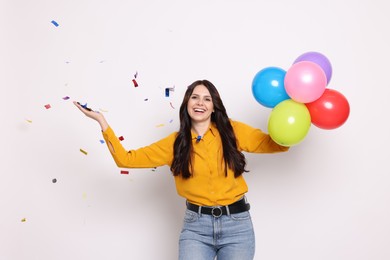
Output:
[1, 0, 390, 259]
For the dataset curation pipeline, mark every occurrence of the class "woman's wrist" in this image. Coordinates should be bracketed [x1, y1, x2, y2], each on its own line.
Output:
[98, 119, 109, 131]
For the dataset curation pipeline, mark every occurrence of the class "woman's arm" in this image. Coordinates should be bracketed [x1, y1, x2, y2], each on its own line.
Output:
[232, 120, 289, 153]
[74, 101, 174, 168]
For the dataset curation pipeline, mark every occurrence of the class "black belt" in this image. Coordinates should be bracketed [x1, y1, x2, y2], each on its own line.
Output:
[186, 197, 250, 217]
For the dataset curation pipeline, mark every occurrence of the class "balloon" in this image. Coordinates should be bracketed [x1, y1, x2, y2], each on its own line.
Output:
[252, 67, 289, 108]
[305, 89, 350, 130]
[294, 51, 332, 84]
[284, 61, 327, 103]
[268, 99, 311, 146]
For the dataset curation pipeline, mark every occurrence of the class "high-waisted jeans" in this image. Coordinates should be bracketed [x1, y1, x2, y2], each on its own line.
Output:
[178, 209, 255, 260]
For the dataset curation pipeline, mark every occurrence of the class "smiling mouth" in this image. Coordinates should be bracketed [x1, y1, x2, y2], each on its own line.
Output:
[194, 108, 206, 113]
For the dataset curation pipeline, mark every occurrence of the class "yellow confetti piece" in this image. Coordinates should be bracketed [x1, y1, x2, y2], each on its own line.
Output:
[156, 124, 165, 128]
[82, 192, 87, 199]
[99, 108, 108, 112]
[80, 149, 88, 155]
[21, 218, 26, 222]
[26, 119, 32, 123]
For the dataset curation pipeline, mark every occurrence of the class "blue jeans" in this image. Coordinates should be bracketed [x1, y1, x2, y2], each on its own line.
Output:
[179, 209, 255, 260]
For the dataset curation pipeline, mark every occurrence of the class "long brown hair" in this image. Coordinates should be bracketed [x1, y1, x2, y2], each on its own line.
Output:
[170, 80, 247, 179]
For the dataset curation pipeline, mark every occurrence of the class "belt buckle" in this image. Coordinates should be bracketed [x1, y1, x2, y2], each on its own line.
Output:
[211, 206, 222, 217]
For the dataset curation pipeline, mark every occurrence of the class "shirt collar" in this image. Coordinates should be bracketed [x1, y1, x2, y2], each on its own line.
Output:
[191, 122, 218, 141]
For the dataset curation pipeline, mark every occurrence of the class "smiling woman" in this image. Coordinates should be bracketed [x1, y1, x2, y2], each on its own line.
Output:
[74, 79, 289, 260]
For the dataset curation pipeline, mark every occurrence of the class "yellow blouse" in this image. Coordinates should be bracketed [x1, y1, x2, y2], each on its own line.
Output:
[102, 120, 289, 206]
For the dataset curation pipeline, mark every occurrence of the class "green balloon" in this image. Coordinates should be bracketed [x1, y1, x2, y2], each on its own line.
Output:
[268, 99, 311, 146]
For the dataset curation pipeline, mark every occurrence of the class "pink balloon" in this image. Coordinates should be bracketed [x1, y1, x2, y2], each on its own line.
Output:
[285, 61, 327, 103]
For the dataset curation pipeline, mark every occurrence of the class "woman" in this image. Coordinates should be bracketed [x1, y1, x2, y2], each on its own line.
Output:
[74, 79, 289, 260]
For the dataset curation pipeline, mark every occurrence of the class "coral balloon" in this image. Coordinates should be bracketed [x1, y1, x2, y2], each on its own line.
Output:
[305, 89, 350, 130]
[268, 99, 311, 146]
[252, 67, 289, 108]
[294, 51, 333, 84]
[284, 61, 327, 103]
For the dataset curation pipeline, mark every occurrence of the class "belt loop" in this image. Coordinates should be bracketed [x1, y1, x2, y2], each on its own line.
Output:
[225, 205, 230, 216]
[198, 205, 202, 215]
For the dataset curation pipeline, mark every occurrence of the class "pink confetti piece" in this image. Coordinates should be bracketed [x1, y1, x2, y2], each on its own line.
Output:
[44, 104, 51, 109]
[62, 96, 70, 100]
[120, 170, 129, 175]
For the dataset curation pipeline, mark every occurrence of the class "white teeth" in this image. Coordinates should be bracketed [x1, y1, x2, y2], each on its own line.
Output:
[194, 108, 205, 112]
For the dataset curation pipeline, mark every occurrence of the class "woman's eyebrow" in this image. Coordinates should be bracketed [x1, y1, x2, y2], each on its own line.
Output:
[191, 93, 211, 98]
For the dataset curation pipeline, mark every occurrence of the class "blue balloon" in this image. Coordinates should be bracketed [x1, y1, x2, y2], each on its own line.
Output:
[252, 67, 289, 108]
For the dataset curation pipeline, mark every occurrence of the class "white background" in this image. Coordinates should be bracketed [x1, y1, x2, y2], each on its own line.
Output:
[1, 0, 390, 259]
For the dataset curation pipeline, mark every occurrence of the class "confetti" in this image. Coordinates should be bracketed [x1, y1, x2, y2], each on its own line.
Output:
[156, 124, 165, 128]
[169, 119, 173, 123]
[52, 178, 57, 183]
[44, 104, 51, 109]
[118, 136, 124, 141]
[62, 96, 70, 100]
[99, 108, 108, 112]
[132, 79, 138, 87]
[26, 119, 33, 123]
[99, 139, 105, 144]
[80, 103, 92, 111]
[169, 102, 175, 109]
[134, 71, 138, 78]
[144, 98, 148, 101]
[80, 149, 88, 155]
[165, 86, 175, 97]
[196, 136, 202, 143]
[21, 218, 27, 222]
[120, 170, 129, 175]
[51, 20, 59, 27]
[82, 192, 87, 199]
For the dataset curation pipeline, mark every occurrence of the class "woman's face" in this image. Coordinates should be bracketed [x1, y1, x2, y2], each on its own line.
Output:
[187, 84, 214, 125]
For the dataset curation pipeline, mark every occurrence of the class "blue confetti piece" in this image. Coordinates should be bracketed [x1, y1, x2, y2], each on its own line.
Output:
[51, 20, 59, 27]
[99, 140, 105, 144]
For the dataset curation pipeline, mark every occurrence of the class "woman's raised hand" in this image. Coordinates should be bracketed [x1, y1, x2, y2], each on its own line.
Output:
[73, 101, 109, 131]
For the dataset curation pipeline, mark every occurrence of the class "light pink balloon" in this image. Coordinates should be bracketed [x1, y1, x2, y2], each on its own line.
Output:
[284, 61, 327, 103]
